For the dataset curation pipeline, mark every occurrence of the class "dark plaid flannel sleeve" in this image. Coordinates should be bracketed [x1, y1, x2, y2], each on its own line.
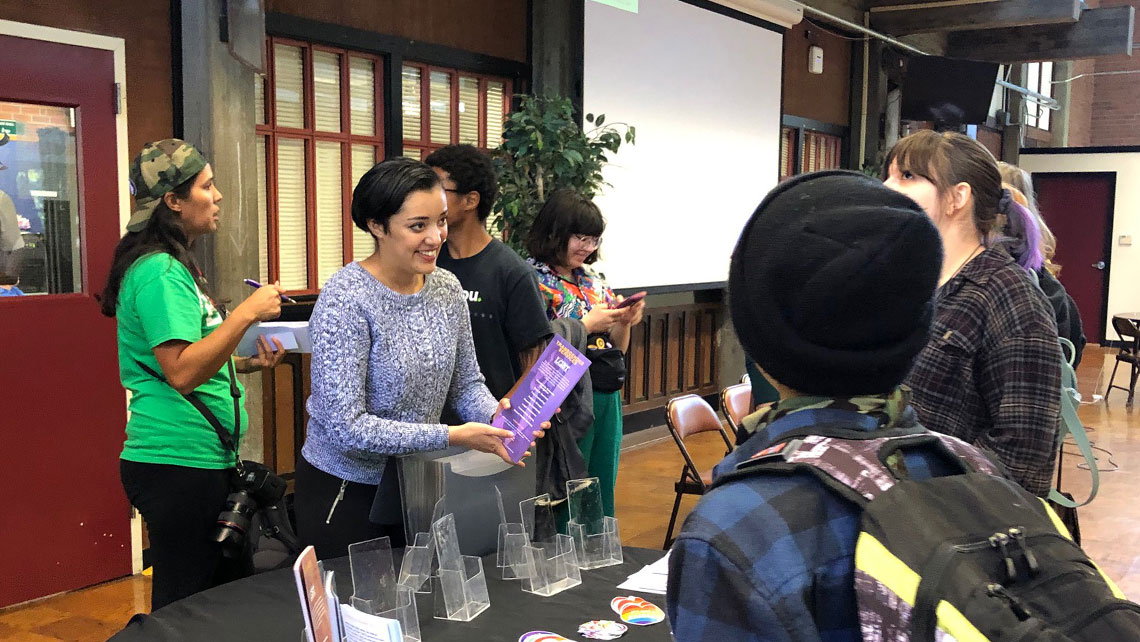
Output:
[975, 333, 1062, 496]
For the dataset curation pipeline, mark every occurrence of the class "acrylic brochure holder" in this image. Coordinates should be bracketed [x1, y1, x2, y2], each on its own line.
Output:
[397, 498, 443, 594]
[566, 477, 623, 570]
[495, 487, 582, 597]
[431, 512, 491, 621]
[496, 487, 531, 581]
[346, 536, 421, 642]
[399, 446, 536, 557]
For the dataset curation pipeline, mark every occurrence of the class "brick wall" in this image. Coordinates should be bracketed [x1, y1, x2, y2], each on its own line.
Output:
[1066, 59, 1097, 147]
[1089, 0, 1140, 146]
[0, 102, 72, 143]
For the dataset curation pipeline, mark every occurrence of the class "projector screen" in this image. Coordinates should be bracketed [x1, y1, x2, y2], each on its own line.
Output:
[584, 0, 784, 290]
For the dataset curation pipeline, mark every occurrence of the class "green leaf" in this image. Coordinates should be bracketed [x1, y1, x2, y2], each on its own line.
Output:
[595, 114, 605, 127]
[586, 113, 594, 123]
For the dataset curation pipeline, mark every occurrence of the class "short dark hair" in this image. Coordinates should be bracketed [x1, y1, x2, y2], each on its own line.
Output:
[525, 189, 605, 266]
[351, 157, 441, 235]
[425, 144, 498, 221]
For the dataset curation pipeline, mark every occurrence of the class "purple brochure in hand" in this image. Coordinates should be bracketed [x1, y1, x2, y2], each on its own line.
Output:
[494, 335, 591, 463]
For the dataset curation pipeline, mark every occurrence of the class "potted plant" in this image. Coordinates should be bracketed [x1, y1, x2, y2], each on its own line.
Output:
[492, 94, 635, 256]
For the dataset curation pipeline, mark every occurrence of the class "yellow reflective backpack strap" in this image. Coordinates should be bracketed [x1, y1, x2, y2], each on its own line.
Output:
[1039, 498, 1074, 541]
[855, 532, 921, 604]
[855, 533, 993, 642]
[1036, 498, 1126, 598]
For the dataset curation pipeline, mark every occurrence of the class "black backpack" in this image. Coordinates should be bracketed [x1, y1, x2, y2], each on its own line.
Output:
[718, 426, 1140, 641]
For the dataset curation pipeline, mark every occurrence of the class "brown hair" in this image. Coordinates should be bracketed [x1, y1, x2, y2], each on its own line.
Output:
[884, 130, 1003, 237]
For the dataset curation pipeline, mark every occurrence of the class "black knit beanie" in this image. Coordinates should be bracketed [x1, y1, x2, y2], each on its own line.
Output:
[728, 170, 943, 396]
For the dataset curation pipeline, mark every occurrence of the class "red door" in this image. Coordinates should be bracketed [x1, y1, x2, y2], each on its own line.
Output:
[0, 34, 130, 607]
[1032, 172, 1116, 345]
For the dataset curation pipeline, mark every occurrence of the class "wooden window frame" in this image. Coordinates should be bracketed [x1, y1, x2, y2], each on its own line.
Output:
[1024, 62, 1053, 133]
[779, 115, 849, 180]
[401, 61, 513, 158]
[257, 36, 385, 295]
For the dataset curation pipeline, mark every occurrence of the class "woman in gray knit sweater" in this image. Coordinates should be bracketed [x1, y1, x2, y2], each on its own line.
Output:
[295, 158, 543, 557]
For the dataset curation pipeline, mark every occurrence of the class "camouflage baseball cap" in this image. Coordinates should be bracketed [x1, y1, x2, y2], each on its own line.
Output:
[127, 139, 207, 232]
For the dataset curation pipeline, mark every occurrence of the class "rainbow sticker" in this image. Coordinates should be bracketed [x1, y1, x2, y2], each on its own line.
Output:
[610, 595, 665, 626]
[519, 632, 572, 642]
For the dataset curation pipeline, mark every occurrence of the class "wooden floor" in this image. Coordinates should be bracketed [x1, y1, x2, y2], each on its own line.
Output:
[2, 346, 1137, 641]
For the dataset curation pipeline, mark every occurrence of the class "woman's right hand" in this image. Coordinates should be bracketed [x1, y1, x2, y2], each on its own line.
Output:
[448, 423, 517, 464]
[235, 283, 285, 323]
[582, 305, 623, 334]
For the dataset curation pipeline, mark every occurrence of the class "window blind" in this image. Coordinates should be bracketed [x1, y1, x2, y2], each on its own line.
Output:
[276, 138, 308, 290]
[274, 44, 304, 128]
[315, 141, 343, 287]
[458, 76, 480, 146]
[350, 144, 376, 262]
[429, 70, 452, 145]
[313, 50, 341, 133]
[349, 57, 375, 137]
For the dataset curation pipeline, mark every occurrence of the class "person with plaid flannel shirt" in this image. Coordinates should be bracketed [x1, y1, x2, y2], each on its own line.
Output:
[668, 170, 958, 642]
[884, 131, 1061, 497]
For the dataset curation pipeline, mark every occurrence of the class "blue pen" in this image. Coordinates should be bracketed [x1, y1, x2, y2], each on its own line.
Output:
[243, 278, 297, 304]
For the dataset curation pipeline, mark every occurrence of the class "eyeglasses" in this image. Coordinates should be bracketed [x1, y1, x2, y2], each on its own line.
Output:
[572, 233, 602, 249]
[442, 188, 464, 194]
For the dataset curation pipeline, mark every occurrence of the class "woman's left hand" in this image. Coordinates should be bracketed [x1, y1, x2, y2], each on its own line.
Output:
[246, 335, 286, 371]
[493, 397, 556, 440]
[619, 299, 646, 327]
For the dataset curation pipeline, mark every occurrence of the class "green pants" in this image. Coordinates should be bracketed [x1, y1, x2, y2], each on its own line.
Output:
[577, 390, 623, 518]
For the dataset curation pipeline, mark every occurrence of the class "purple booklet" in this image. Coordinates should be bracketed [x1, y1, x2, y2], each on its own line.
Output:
[494, 335, 591, 463]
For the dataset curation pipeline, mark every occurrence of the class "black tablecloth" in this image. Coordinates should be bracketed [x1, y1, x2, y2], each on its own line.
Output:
[110, 547, 672, 642]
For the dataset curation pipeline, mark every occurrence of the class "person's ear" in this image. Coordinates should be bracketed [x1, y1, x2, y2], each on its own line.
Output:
[949, 182, 973, 218]
[464, 191, 480, 212]
[367, 219, 387, 239]
[164, 191, 182, 212]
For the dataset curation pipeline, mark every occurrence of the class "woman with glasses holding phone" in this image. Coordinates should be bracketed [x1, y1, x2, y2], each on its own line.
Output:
[526, 189, 645, 518]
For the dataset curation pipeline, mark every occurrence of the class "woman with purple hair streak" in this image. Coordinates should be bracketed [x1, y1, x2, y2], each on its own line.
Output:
[883, 130, 1062, 497]
[1000, 177, 1086, 366]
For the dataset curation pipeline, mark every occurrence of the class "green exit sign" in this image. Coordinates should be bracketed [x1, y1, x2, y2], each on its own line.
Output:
[591, 0, 638, 13]
[0, 120, 25, 136]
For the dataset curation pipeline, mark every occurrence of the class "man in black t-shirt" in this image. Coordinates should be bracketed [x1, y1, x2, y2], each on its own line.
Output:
[427, 145, 552, 421]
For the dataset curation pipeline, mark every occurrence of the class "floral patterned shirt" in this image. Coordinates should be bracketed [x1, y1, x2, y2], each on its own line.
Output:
[528, 259, 616, 321]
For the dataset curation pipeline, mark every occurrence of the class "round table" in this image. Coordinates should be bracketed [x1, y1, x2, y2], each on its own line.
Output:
[109, 547, 672, 642]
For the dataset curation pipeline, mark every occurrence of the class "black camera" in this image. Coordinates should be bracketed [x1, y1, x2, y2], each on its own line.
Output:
[214, 461, 288, 555]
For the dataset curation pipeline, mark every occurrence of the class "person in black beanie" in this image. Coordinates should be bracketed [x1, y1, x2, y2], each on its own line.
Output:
[667, 170, 989, 642]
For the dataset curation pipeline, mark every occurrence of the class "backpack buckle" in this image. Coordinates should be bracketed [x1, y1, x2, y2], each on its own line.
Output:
[738, 438, 804, 469]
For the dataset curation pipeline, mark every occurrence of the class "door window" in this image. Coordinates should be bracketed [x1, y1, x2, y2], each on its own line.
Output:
[0, 100, 81, 297]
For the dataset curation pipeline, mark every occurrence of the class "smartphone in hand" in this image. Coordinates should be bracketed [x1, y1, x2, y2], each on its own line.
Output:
[612, 291, 647, 310]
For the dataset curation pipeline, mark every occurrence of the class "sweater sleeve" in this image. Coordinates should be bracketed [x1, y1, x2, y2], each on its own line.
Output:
[445, 287, 499, 424]
[308, 284, 449, 456]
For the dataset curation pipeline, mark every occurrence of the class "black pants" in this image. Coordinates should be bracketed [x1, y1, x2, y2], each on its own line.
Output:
[294, 454, 405, 559]
[120, 460, 252, 611]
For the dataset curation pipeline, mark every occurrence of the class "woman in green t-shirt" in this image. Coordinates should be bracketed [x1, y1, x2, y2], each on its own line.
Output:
[100, 139, 287, 610]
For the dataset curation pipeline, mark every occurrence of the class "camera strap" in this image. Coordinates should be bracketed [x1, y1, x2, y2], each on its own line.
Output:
[134, 356, 243, 472]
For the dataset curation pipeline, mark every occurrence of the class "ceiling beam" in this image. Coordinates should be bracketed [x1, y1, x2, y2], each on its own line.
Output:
[945, 5, 1134, 63]
[871, 0, 1081, 36]
[797, 0, 868, 26]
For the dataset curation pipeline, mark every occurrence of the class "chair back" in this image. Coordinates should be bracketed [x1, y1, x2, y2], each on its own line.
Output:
[720, 383, 752, 439]
[1113, 316, 1140, 349]
[666, 394, 733, 453]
